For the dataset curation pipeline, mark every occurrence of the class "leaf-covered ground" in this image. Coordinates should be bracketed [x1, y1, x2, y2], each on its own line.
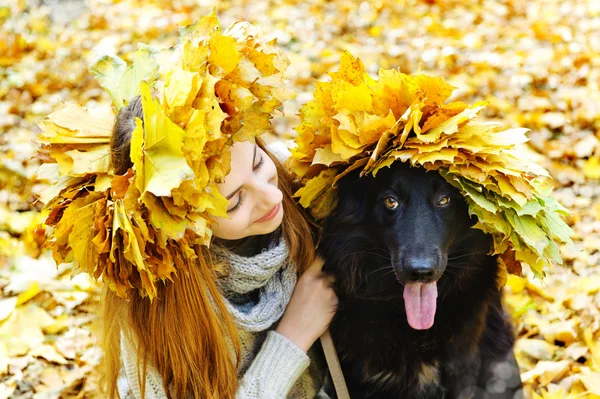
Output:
[0, 0, 599, 397]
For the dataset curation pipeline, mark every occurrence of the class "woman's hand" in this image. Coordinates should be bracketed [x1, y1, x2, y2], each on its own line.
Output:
[275, 258, 338, 352]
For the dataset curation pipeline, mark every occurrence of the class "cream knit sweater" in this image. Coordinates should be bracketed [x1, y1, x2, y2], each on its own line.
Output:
[118, 329, 326, 398]
[116, 235, 327, 399]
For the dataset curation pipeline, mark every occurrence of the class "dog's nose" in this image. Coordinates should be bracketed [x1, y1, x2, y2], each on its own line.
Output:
[407, 257, 436, 281]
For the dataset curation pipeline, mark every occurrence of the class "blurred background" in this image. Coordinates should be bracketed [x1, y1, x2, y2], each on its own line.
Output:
[0, 0, 599, 397]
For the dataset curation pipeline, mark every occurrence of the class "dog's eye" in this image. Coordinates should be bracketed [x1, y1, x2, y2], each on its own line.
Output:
[384, 196, 399, 210]
[437, 196, 451, 206]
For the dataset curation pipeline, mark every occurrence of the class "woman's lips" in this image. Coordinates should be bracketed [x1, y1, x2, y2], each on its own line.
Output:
[255, 203, 281, 223]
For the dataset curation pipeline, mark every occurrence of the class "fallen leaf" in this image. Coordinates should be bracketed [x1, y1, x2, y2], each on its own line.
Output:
[30, 344, 68, 365]
[516, 338, 558, 361]
[0, 305, 54, 356]
[0, 297, 17, 322]
[579, 369, 600, 395]
[521, 360, 571, 386]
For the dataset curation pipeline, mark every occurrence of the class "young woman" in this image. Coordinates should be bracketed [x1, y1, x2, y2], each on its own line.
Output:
[100, 96, 337, 399]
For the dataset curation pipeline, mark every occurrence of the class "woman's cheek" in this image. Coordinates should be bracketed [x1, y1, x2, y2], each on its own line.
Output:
[212, 215, 239, 239]
[243, 204, 256, 230]
[229, 207, 253, 235]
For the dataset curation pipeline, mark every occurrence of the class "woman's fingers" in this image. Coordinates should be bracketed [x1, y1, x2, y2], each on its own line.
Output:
[304, 257, 337, 289]
[306, 256, 325, 273]
[325, 273, 336, 287]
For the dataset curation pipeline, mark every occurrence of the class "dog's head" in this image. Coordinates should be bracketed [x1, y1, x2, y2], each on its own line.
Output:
[321, 162, 490, 329]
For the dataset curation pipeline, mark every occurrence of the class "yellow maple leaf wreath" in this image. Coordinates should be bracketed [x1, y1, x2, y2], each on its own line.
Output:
[35, 13, 291, 300]
[291, 51, 573, 280]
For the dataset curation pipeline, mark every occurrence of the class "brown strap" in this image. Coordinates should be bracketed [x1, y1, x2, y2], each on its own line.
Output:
[320, 330, 351, 399]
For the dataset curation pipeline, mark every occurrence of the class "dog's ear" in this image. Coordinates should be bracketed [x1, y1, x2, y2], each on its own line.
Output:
[330, 171, 370, 225]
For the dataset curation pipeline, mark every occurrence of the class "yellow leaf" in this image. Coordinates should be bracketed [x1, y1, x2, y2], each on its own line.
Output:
[135, 81, 194, 198]
[309, 186, 337, 221]
[331, 126, 363, 159]
[16, 282, 41, 306]
[37, 103, 113, 145]
[0, 305, 54, 356]
[520, 360, 570, 386]
[227, 58, 262, 87]
[542, 320, 578, 345]
[414, 74, 456, 104]
[196, 72, 227, 136]
[333, 111, 358, 133]
[181, 10, 219, 38]
[360, 111, 397, 144]
[42, 313, 69, 335]
[416, 105, 484, 144]
[313, 146, 345, 166]
[247, 47, 280, 76]
[580, 369, 600, 395]
[506, 274, 527, 294]
[164, 68, 201, 109]
[30, 344, 68, 365]
[68, 195, 104, 272]
[421, 102, 468, 133]
[142, 194, 192, 241]
[209, 31, 241, 74]
[414, 148, 459, 165]
[0, 297, 17, 322]
[329, 51, 369, 86]
[584, 328, 600, 371]
[63, 146, 112, 175]
[333, 82, 374, 112]
[516, 338, 558, 361]
[112, 199, 156, 298]
[295, 168, 338, 209]
[583, 156, 600, 179]
[89, 43, 159, 110]
[234, 104, 272, 142]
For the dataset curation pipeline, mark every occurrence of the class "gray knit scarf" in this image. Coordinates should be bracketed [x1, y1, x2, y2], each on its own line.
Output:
[215, 238, 297, 332]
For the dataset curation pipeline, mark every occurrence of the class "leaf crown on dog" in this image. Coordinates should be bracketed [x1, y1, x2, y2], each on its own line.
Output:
[290, 51, 573, 280]
[35, 12, 291, 300]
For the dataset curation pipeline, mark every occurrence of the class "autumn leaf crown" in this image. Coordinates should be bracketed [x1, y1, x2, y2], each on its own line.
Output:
[35, 13, 291, 300]
[291, 51, 573, 280]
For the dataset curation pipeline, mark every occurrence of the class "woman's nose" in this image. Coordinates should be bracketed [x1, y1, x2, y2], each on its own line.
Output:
[251, 175, 281, 203]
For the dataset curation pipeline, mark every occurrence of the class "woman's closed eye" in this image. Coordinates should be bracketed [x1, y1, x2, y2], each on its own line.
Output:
[228, 153, 264, 213]
[253, 153, 265, 171]
[227, 148, 267, 214]
[228, 191, 244, 214]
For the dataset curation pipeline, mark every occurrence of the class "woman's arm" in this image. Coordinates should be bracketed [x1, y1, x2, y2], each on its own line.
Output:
[235, 330, 310, 398]
[119, 330, 309, 399]
[235, 257, 338, 398]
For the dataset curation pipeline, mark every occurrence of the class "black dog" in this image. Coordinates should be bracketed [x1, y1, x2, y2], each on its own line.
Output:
[319, 162, 523, 399]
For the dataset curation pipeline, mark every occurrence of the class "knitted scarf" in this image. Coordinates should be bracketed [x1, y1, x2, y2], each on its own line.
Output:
[215, 238, 297, 332]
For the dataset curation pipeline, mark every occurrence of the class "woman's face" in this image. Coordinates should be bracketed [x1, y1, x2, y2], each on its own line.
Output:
[211, 140, 284, 240]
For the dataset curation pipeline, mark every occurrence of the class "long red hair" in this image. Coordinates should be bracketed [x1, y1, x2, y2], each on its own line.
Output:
[98, 97, 316, 398]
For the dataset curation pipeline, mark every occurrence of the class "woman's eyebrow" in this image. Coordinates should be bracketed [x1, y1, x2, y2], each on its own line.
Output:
[225, 146, 257, 200]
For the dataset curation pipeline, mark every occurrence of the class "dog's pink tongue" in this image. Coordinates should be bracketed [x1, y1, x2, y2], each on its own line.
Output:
[403, 282, 438, 330]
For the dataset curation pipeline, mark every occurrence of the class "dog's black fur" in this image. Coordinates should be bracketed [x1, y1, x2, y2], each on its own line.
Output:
[320, 162, 522, 399]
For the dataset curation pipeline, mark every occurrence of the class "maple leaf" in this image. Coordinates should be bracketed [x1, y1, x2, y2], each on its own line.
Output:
[89, 44, 159, 111]
[131, 81, 194, 198]
[37, 103, 113, 146]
